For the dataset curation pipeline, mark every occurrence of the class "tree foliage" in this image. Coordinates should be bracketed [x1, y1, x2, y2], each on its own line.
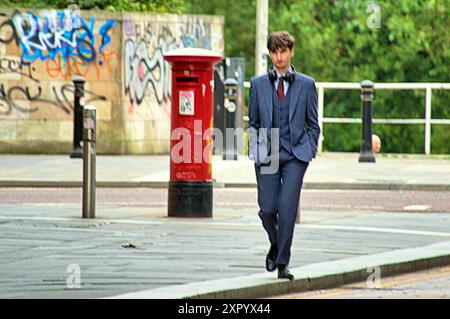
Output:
[186, 0, 449, 154]
[0, 0, 185, 13]
[184, 0, 257, 75]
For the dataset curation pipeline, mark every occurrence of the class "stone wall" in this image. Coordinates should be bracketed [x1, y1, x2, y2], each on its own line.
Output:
[0, 8, 224, 154]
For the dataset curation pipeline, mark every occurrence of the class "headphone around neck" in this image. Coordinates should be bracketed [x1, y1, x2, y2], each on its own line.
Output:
[268, 64, 296, 84]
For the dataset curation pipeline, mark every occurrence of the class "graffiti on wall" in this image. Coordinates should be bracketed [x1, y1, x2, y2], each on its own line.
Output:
[0, 9, 114, 117]
[123, 17, 217, 115]
[124, 40, 167, 106]
[0, 82, 106, 116]
[0, 10, 117, 80]
[0, 56, 38, 82]
[0, 9, 224, 152]
[123, 25, 177, 115]
[178, 16, 211, 49]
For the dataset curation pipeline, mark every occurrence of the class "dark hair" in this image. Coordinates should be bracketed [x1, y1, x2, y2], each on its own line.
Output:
[267, 31, 295, 52]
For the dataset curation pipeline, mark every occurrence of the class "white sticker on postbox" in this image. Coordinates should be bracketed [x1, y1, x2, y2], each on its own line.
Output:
[179, 90, 194, 115]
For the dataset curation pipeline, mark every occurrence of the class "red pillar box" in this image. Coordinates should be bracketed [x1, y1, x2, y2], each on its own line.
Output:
[164, 48, 222, 217]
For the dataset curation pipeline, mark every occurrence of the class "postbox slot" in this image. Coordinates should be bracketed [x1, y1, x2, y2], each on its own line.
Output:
[176, 77, 199, 83]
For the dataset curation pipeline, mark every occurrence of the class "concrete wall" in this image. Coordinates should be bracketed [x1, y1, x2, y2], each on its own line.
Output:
[0, 8, 224, 154]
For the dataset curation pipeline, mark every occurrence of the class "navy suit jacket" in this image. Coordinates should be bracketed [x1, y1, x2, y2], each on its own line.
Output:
[248, 72, 320, 164]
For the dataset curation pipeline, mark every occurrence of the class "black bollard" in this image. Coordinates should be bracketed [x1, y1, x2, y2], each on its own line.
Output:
[359, 80, 376, 163]
[70, 76, 85, 158]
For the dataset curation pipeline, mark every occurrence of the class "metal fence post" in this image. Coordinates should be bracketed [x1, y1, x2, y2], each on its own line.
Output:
[317, 85, 324, 153]
[425, 86, 432, 155]
[82, 105, 96, 219]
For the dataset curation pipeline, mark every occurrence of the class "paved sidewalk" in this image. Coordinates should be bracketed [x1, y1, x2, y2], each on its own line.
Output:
[0, 152, 449, 190]
[0, 152, 449, 298]
[0, 201, 449, 298]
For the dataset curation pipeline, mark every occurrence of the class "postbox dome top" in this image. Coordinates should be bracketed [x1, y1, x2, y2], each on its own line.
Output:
[163, 47, 222, 63]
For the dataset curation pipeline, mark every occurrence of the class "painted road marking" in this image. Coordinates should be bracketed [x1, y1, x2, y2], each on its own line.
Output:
[403, 205, 432, 211]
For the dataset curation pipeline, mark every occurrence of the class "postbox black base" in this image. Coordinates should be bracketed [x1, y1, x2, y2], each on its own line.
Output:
[168, 181, 213, 218]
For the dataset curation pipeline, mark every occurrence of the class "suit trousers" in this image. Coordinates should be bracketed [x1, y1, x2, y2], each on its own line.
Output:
[255, 146, 309, 266]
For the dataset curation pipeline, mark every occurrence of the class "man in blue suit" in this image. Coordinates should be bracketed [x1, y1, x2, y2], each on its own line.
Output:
[248, 31, 320, 280]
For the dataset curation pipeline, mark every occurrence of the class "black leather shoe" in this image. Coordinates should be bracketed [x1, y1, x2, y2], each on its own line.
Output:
[277, 265, 294, 280]
[265, 244, 277, 272]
